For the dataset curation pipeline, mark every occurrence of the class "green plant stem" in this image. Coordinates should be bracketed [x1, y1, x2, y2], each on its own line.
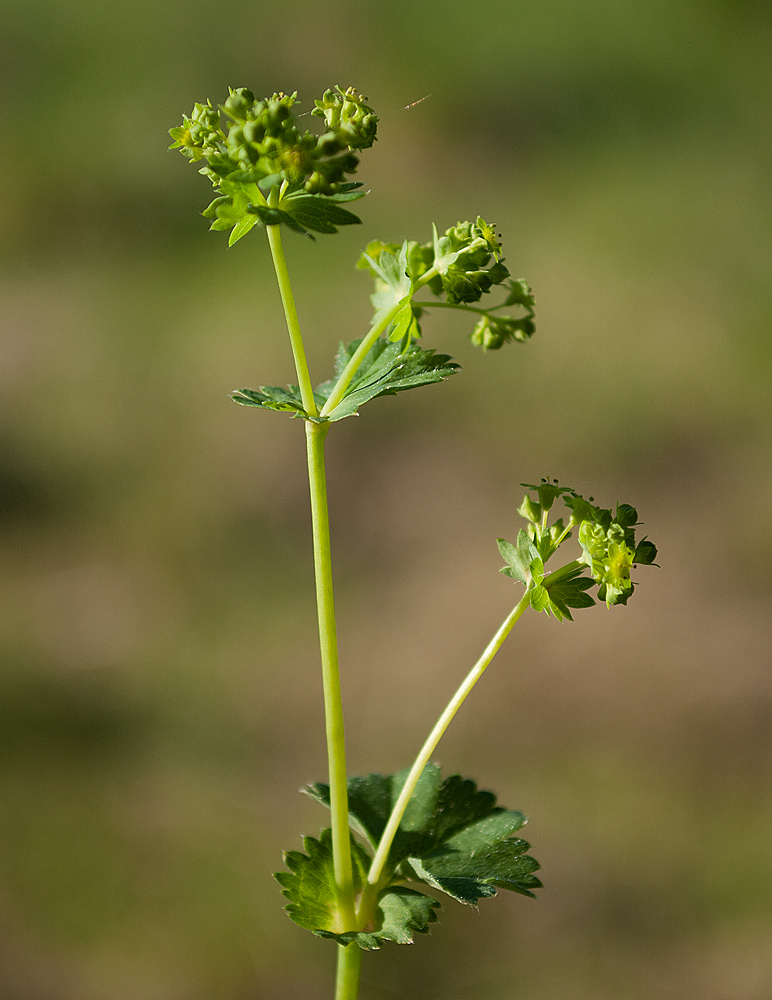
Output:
[319, 267, 439, 417]
[543, 558, 583, 586]
[418, 300, 494, 318]
[265, 224, 318, 417]
[358, 590, 532, 919]
[306, 420, 357, 931]
[265, 227, 356, 932]
[334, 943, 363, 1000]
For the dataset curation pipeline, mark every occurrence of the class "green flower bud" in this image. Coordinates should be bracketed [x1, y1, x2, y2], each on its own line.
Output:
[470, 313, 534, 351]
[518, 494, 542, 524]
[303, 171, 327, 193]
[534, 481, 562, 512]
[171, 84, 379, 240]
[470, 316, 505, 350]
[313, 86, 379, 150]
[504, 278, 536, 310]
[578, 515, 637, 606]
[242, 120, 265, 144]
[317, 131, 345, 156]
[223, 88, 255, 122]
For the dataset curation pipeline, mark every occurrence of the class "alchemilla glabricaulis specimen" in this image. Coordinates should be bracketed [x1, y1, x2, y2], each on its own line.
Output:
[170, 85, 658, 1000]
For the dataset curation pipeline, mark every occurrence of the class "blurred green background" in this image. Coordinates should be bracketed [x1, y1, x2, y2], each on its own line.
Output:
[2, 1, 771, 997]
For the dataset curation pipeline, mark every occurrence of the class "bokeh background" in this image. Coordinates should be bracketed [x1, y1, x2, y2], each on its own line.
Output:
[2, 1, 771, 997]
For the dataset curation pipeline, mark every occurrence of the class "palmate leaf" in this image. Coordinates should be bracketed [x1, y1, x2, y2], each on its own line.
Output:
[275, 829, 368, 934]
[305, 765, 542, 907]
[275, 829, 439, 950]
[545, 567, 596, 621]
[362, 242, 412, 299]
[317, 887, 440, 950]
[204, 185, 365, 244]
[229, 384, 330, 422]
[498, 529, 540, 585]
[231, 337, 458, 422]
[279, 192, 363, 236]
[322, 337, 459, 421]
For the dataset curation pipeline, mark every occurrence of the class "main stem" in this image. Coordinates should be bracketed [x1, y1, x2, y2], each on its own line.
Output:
[306, 416, 356, 930]
[334, 944, 363, 1000]
[359, 590, 532, 916]
[266, 224, 318, 416]
[264, 225, 356, 938]
[306, 422, 361, 1000]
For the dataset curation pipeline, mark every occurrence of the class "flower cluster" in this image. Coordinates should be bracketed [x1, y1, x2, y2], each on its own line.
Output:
[499, 480, 658, 618]
[357, 220, 536, 351]
[170, 86, 378, 197]
[569, 498, 658, 606]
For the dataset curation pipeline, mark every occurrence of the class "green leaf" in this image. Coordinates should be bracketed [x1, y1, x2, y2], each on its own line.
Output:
[306, 772, 393, 849]
[498, 529, 539, 585]
[230, 385, 329, 422]
[634, 538, 658, 565]
[325, 183, 366, 203]
[389, 302, 419, 343]
[231, 338, 457, 424]
[322, 338, 459, 422]
[228, 213, 259, 245]
[431, 222, 462, 274]
[306, 767, 541, 907]
[408, 833, 541, 904]
[274, 829, 370, 934]
[317, 887, 440, 950]
[205, 176, 264, 237]
[529, 584, 551, 612]
[276, 828, 439, 950]
[544, 568, 596, 621]
[252, 203, 312, 237]
[364, 244, 412, 298]
[280, 193, 363, 234]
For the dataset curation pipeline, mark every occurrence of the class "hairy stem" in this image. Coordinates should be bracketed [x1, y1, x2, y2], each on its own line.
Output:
[320, 267, 439, 416]
[265, 224, 318, 417]
[334, 943, 363, 1000]
[306, 421, 357, 930]
[359, 590, 532, 915]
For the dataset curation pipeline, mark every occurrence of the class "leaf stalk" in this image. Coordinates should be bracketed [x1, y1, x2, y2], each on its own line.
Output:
[320, 267, 439, 416]
[360, 590, 532, 913]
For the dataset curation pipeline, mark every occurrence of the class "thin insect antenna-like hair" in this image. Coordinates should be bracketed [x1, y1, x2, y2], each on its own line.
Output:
[390, 94, 432, 114]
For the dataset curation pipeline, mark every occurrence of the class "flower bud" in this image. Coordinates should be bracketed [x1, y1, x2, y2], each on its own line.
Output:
[223, 88, 255, 121]
[317, 131, 345, 156]
[518, 494, 542, 523]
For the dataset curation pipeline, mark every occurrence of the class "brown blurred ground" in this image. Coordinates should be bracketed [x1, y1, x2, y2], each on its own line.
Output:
[1, 1, 771, 998]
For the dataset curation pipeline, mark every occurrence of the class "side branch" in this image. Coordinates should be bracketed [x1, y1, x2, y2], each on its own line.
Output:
[359, 591, 532, 914]
[320, 267, 439, 416]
